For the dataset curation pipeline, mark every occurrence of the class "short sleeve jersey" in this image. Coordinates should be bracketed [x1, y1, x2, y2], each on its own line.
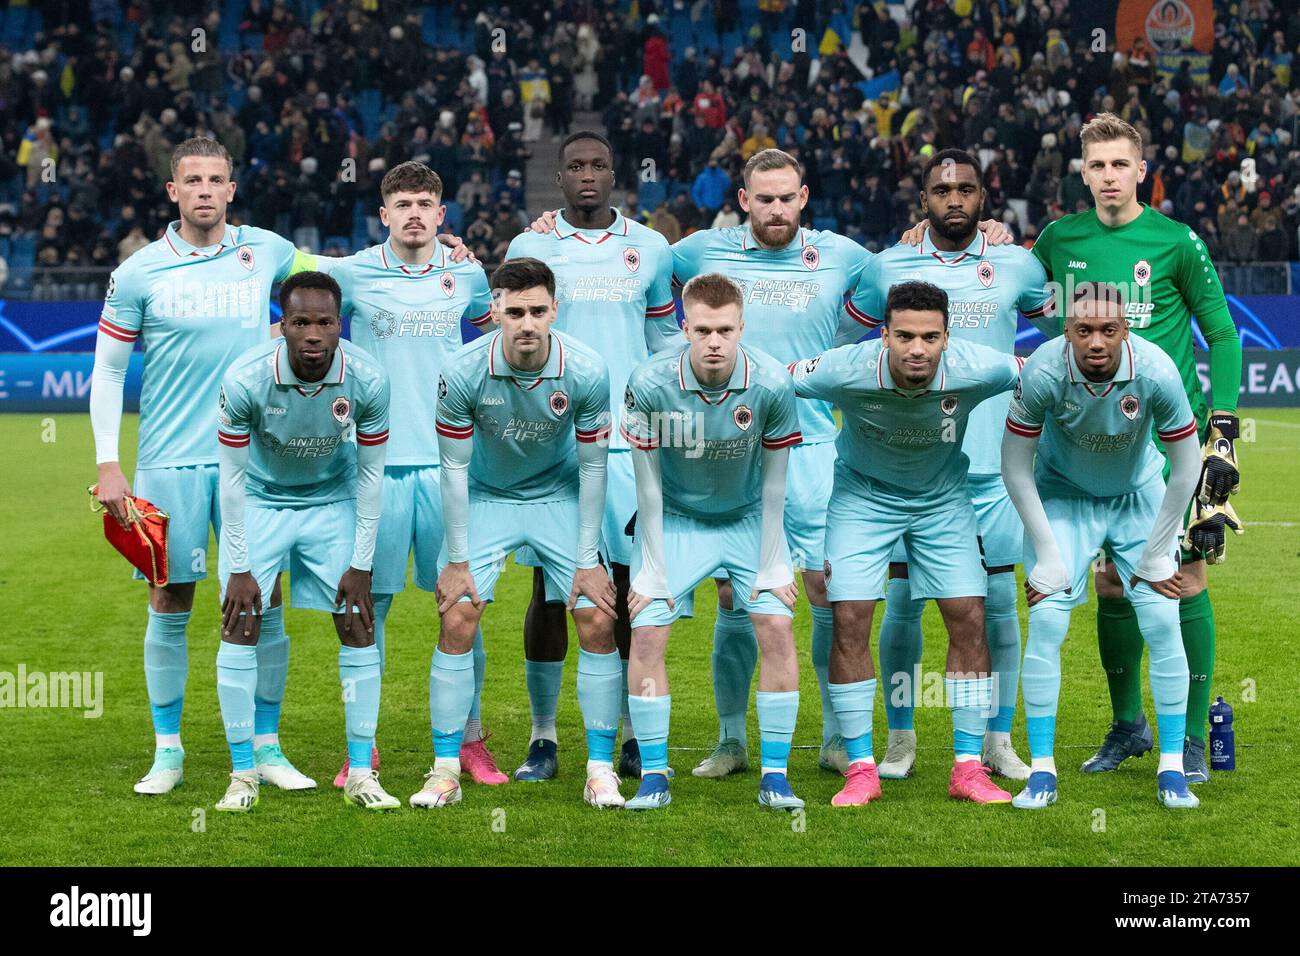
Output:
[790, 338, 1022, 512]
[671, 225, 871, 444]
[622, 344, 802, 521]
[507, 208, 676, 451]
[318, 240, 492, 466]
[100, 222, 309, 469]
[849, 231, 1052, 474]
[435, 330, 611, 502]
[1006, 334, 1198, 499]
[217, 339, 391, 507]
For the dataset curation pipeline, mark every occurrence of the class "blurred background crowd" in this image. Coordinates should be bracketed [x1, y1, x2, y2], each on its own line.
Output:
[2, 0, 1299, 300]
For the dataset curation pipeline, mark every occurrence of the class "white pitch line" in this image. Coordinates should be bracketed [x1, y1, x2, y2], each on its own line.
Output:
[1245, 521, 1298, 527]
[1250, 419, 1300, 429]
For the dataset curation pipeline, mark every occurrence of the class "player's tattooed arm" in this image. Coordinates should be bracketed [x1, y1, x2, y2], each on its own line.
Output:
[897, 218, 1015, 247]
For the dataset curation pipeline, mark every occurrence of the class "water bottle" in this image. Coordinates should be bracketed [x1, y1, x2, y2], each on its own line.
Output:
[1208, 696, 1235, 771]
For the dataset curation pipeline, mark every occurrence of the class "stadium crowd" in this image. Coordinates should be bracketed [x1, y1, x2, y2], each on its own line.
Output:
[2, 0, 1300, 295]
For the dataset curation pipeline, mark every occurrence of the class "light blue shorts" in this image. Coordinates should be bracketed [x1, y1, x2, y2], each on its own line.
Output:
[827, 485, 987, 603]
[631, 511, 793, 627]
[440, 496, 601, 607]
[373, 465, 443, 594]
[218, 499, 355, 613]
[1028, 483, 1174, 611]
[134, 464, 220, 584]
[785, 440, 835, 570]
[515, 450, 633, 569]
[888, 472, 1023, 571]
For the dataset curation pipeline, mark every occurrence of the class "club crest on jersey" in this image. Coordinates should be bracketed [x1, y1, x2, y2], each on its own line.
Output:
[623, 248, 640, 272]
[441, 272, 456, 297]
[1134, 260, 1151, 287]
[331, 396, 351, 424]
[733, 404, 753, 430]
[437, 377, 448, 400]
[624, 385, 636, 411]
[1120, 394, 1140, 421]
[549, 389, 570, 417]
[977, 260, 995, 288]
[802, 245, 819, 271]
[940, 395, 959, 416]
[370, 309, 398, 339]
[237, 245, 255, 272]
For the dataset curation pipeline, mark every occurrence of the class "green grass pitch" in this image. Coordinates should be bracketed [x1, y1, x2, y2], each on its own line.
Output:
[2, 411, 1296, 866]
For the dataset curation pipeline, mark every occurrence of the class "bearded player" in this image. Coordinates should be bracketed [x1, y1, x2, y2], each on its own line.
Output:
[504, 132, 676, 782]
[852, 149, 1054, 781]
[91, 138, 318, 795]
[1029, 114, 1243, 783]
[316, 161, 502, 788]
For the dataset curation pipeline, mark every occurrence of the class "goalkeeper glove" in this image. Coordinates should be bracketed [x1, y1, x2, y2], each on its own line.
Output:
[1197, 413, 1240, 505]
[1182, 498, 1244, 565]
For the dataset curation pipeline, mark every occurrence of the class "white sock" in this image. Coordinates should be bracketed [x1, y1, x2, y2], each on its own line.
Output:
[1030, 757, 1057, 776]
[586, 759, 614, 775]
[984, 730, 1011, 749]
[850, 756, 876, 768]
[252, 734, 279, 750]
[346, 766, 372, 781]
[155, 734, 182, 750]
[463, 718, 482, 744]
[955, 753, 981, 763]
[434, 756, 462, 775]
[1158, 752, 1184, 774]
[530, 719, 557, 745]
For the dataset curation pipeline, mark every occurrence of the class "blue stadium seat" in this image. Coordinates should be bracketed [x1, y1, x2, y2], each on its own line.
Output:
[442, 200, 464, 234]
[638, 179, 666, 212]
[241, 31, 264, 51]
[813, 216, 838, 232]
[322, 235, 350, 253]
[0, 237, 11, 261]
[12, 236, 37, 267]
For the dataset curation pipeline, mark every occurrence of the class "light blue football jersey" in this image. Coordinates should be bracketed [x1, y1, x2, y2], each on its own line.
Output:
[1006, 334, 1198, 499]
[100, 222, 310, 469]
[217, 339, 390, 507]
[436, 330, 611, 502]
[318, 240, 492, 466]
[622, 344, 802, 521]
[671, 224, 871, 444]
[790, 338, 1022, 512]
[849, 232, 1054, 474]
[507, 207, 676, 451]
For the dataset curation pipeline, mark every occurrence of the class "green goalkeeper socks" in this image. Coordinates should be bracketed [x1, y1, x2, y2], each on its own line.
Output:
[1179, 589, 1216, 745]
[1097, 595, 1145, 725]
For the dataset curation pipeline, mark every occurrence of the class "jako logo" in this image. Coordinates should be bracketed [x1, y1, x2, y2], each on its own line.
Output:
[50, 886, 151, 936]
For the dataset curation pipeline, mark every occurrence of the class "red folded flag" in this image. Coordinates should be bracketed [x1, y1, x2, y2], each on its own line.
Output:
[89, 486, 170, 587]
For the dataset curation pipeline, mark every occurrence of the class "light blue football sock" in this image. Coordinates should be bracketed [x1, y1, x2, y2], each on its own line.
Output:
[828, 679, 876, 763]
[948, 675, 993, 759]
[879, 577, 924, 732]
[216, 641, 258, 771]
[985, 571, 1022, 735]
[253, 603, 287, 738]
[371, 594, 393, 674]
[712, 603, 756, 746]
[430, 648, 475, 758]
[339, 644, 382, 769]
[620, 656, 634, 743]
[627, 693, 671, 773]
[1132, 587, 1190, 756]
[577, 648, 622, 763]
[1021, 604, 1071, 760]
[809, 604, 839, 743]
[144, 608, 189, 740]
[757, 690, 799, 774]
[525, 657, 563, 744]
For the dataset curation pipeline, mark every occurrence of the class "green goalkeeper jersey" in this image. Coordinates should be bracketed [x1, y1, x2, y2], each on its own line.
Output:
[1031, 204, 1242, 424]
